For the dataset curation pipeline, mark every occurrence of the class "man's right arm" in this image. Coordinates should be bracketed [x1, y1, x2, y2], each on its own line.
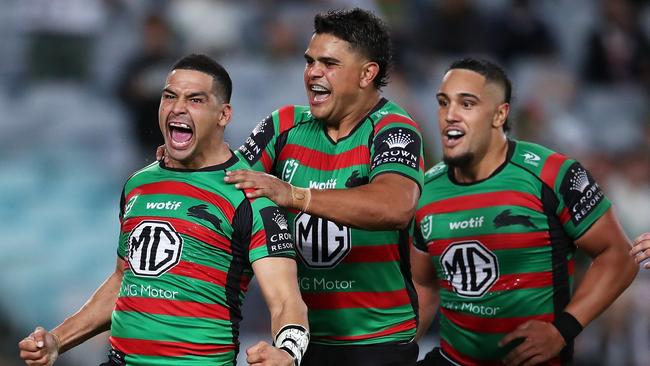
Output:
[18, 258, 125, 365]
[411, 243, 439, 341]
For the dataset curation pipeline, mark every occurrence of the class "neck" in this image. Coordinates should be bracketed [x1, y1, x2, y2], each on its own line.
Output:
[453, 135, 509, 183]
[326, 91, 381, 141]
[167, 142, 232, 170]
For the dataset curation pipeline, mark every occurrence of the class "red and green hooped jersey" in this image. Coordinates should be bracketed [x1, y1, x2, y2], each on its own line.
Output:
[110, 154, 296, 366]
[236, 99, 424, 345]
[414, 140, 611, 365]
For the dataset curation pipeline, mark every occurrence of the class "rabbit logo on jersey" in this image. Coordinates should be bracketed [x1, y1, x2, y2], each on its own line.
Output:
[294, 212, 351, 268]
[127, 220, 183, 277]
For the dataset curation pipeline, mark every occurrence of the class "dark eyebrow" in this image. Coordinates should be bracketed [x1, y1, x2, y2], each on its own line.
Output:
[162, 89, 209, 99]
[162, 88, 176, 95]
[304, 53, 340, 65]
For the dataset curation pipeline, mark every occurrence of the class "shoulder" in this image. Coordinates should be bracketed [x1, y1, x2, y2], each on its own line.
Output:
[124, 161, 161, 188]
[424, 162, 448, 183]
[371, 100, 420, 132]
[509, 140, 575, 188]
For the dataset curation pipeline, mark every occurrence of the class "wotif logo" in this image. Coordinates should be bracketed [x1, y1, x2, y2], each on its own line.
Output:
[309, 179, 337, 189]
[146, 201, 182, 210]
[384, 129, 414, 149]
[449, 216, 484, 230]
[522, 151, 541, 166]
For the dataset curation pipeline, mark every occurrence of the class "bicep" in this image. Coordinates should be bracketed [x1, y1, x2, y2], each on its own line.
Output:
[370, 173, 420, 210]
[575, 208, 630, 258]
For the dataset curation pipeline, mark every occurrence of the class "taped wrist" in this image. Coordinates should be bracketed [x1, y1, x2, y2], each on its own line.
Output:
[291, 186, 311, 212]
[274, 324, 310, 366]
[553, 312, 583, 344]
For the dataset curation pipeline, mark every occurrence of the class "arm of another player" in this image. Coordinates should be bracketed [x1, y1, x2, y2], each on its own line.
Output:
[225, 171, 419, 230]
[500, 209, 638, 366]
[411, 244, 439, 341]
[18, 258, 125, 365]
[247, 257, 309, 366]
[629, 232, 650, 269]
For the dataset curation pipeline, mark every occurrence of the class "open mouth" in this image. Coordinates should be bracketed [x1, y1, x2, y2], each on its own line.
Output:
[169, 121, 193, 147]
[444, 128, 465, 146]
[310, 84, 331, 103]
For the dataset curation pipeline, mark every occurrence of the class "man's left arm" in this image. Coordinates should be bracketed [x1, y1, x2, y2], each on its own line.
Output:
[246, 257, 309, 366]
[501, 208, 638, 365]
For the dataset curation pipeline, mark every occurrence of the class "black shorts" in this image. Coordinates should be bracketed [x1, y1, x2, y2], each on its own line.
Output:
[98, 348, 126, 366]
[302, 341, 419, 366]
[416, 347, 460, 366]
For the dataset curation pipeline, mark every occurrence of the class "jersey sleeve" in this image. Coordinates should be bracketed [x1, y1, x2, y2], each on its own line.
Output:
[117, 186, 129, 259]
[236, 105, 297, 173]
[551, 158, 611, 239]
[247, 198, 296, 263]
[369, 114, 425, 190]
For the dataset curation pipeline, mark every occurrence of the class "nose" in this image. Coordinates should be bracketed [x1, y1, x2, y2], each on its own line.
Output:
[444, 103, 461, 124]
[306, 62, 324, 80]
[171, 98, 187, 115]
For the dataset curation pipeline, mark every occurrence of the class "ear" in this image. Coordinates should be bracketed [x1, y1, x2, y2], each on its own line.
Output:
[217, 103, 232, 128]
[492, 102, 510, 129]
[359, 61, 380, 89]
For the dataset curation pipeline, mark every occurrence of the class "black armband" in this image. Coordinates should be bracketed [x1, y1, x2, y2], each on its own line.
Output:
[553, 312, 583, 344]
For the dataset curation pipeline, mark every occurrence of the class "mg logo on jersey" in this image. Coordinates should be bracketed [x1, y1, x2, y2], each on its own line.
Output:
[440, 240, 498, 298]
[282, 159, 299, 183]
[128, 220, 183, 277]
[294, 212, 351, 268]
[421, 215, 433, 239]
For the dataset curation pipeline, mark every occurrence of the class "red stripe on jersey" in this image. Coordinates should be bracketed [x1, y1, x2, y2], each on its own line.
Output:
[122, 217, 231, 254]
[278, 105, 295, 133]
[115, 296, 230, 320]
[302, 289, 411, 310]
[373, 114, 421, 135]
[442, 308, 554, 334]
[320, 319, 416, 341]
[540, 153, 568, 190]
[110, 336, 235, 357]
[168, 260, 229, 287]
[125, 181, 236, 222]
[427, 232, 551, 256]
[249, 230, 266, 250]
[438, 271, 553, 293]
[278, 144, 370, 171]
[416, 191, 542, 221]
[344, 244, 399, 263]
[559, 207, 571, 225]
[440, 339, 503, 366]
[260, 150, 273, 173]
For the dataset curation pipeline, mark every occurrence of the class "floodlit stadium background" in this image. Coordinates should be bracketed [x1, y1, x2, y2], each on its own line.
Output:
[1, 1, 649, 365]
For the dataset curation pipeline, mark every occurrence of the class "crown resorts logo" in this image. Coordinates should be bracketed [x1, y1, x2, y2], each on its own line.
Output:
[569, 167, 590, 193]
[384, 129, 414, 149]
[273, 211, 288, 231]
[252, 119, 267, 136]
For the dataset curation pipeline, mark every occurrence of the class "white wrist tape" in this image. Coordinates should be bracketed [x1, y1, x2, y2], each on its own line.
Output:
[274, 324, 310, 366]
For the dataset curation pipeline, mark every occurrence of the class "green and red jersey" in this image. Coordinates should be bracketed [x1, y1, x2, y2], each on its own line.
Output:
[237, 99, 424, 345]
[414, 140, 611, 365]
[111, 153, 296, 366]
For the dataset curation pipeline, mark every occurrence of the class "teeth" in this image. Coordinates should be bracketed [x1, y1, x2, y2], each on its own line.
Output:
[170, 122, 191, 129]
[311, 85, 329, 93]
[447, 130, 464, 137]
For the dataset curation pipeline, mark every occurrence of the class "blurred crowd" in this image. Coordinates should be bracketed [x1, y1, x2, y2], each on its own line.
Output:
[1, 0, 649, 365]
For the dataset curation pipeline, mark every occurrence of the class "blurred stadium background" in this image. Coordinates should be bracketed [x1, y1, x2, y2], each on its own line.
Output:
[1, 0, 649, 365]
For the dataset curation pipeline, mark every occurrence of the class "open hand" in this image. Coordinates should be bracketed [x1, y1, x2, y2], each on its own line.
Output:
[225, 170, 293, 207]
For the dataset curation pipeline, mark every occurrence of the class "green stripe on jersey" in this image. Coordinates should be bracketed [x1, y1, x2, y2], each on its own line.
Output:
[123, 352, 236, 366]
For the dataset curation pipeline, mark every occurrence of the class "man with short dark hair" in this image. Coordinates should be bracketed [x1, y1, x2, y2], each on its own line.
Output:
[412, 57, 639, 366]
[224, 8, 423, 366]
[18, 54, 309, 366]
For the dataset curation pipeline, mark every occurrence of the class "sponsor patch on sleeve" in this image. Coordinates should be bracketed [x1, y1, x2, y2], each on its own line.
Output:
[260, 206, 295, 255]
[370, 127, 421, 171]
[559, 162, 606, 226]
[238, 115, 274, 165]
